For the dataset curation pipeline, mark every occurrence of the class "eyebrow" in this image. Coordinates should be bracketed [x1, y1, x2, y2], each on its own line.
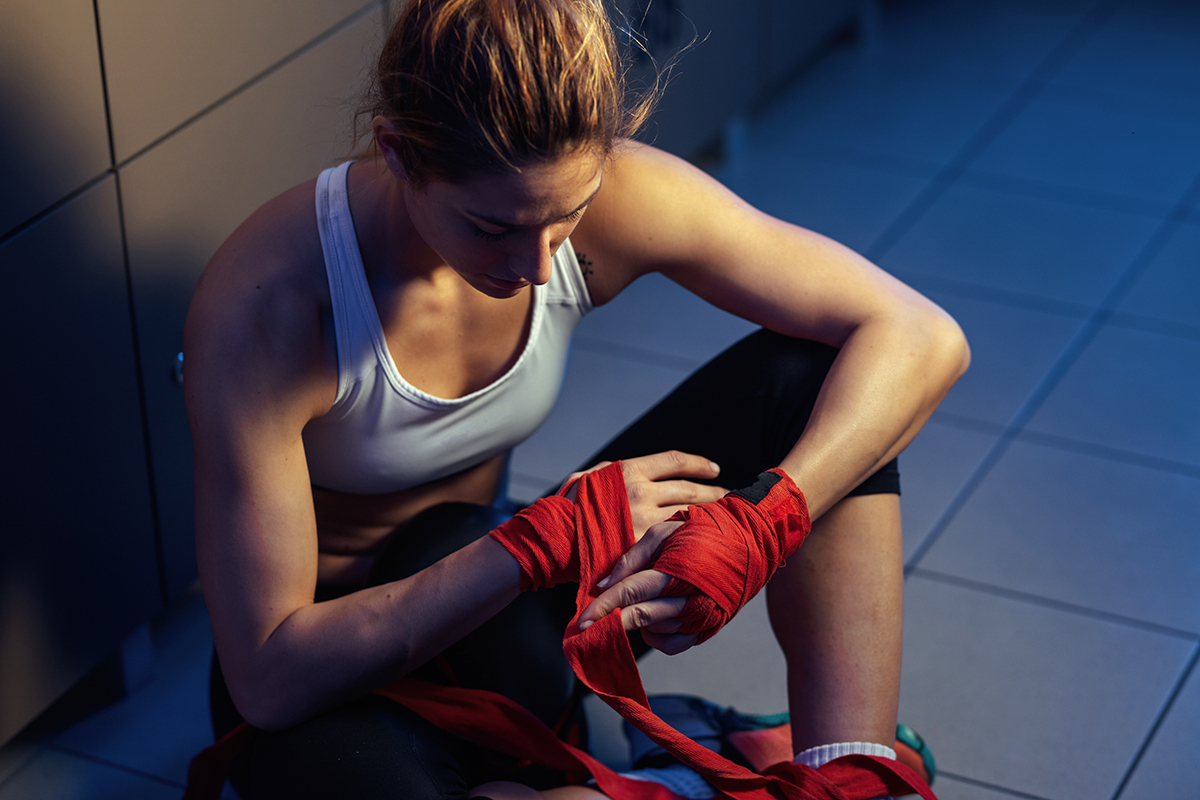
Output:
[466, 181, 602, 230]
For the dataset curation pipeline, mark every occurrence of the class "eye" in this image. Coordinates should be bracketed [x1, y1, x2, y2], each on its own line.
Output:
[563, 208, 585, 223]
[472, 226, 508, 242]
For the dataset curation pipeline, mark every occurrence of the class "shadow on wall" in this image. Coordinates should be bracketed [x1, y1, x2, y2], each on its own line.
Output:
[0, 0, 383, 747]
[0, 1, 160, 746]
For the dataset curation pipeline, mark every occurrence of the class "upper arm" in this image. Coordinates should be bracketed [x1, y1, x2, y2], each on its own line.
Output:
[183, 192, 335, 691]
[573, 142, 954, 346]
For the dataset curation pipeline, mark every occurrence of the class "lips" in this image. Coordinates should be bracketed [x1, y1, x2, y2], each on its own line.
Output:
[487, 276, 529, 292]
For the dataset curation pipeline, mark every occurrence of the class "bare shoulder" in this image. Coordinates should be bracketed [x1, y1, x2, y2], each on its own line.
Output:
[569, 141, 760, 303]
[184, 176, 337, 436]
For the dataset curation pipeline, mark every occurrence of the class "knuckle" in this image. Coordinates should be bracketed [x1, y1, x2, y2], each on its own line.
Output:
[665, 450, 688, 470]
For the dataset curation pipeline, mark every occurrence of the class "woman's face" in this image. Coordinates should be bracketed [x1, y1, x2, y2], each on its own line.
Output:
[404, 149, 604, 299]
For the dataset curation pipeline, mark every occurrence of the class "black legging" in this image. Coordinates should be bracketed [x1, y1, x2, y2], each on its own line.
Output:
[209, 330, 899, 799]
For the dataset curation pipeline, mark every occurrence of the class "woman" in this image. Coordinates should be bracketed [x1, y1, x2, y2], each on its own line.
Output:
[184, 0, 968, 797]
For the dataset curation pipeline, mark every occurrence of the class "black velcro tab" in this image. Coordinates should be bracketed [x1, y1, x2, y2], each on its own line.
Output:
[731, 471, 782, 505]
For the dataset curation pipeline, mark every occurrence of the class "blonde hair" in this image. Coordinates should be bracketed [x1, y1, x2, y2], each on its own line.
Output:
[355, 0, 662, 185]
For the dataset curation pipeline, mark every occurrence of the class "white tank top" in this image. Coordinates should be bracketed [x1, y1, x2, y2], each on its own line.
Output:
[301, 161, 593, 494]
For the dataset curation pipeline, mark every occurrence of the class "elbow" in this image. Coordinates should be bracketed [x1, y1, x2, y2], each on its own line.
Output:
[938, 312, 971, 383]
[227, 671, 299, 732]
[223, 655, 325, 731]
[911, 307, 970, 395]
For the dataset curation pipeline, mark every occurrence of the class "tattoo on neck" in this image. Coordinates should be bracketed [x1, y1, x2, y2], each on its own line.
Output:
[575, 251, 595, 280]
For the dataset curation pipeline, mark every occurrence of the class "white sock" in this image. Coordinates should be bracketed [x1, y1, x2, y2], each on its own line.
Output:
[793, 741, 898, 800]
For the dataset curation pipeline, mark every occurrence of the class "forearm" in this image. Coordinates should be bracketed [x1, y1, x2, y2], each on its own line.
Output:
[778, 307, 968, 519]
[227, 536, 521, 729]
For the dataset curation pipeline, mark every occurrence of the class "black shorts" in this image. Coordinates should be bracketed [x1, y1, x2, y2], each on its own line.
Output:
[209, 329, 899, 799]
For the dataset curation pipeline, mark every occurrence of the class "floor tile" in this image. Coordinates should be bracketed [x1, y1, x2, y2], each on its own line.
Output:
[749, 47, 1010, 170]
[898, 420, 999, 563]
[0, 748, 181, 800]
[509, 347, 693, 483]
[917, 290, 1085, 426]
[1025, 325, 1200, 468]
[1047, 11, 1200, 121]
[911, 774, 1037, 800]
[880, 182, 1158, 307]
[1114, 0, 1200, 33]
[572, 273, 758, 367]
[875, 0, 1091, 86]
[899, 576, 1193, 800]
[967, 97, 1200, 208]
[1113, 221, 1200, 332]
[919, 439, 1200, 633]
[47, 590, 214, 785]
[1118, 654, 1200, 800]
[722, 153, 933, 254]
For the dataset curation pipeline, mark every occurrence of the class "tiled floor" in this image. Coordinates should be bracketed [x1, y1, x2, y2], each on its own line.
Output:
[4, 0, 1198, 797]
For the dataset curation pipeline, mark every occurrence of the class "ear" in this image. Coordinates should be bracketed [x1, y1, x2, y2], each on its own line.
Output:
[372, 115, 408, 180]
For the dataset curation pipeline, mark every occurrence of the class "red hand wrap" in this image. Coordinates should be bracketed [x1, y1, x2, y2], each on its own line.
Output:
[654, 469, 811, 644]
[489, 494, 577, 591]
[488, 467, 637, 591]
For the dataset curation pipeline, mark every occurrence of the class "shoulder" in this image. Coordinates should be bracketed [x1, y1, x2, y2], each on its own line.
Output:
[569, 141, 760, 304]
[184, 174, 338, 433]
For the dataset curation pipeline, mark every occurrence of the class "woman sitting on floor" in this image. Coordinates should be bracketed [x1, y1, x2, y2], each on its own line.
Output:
[184, 0, 969, 797]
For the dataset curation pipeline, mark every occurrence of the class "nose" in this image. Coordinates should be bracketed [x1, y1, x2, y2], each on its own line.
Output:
[509, 229, 556, 285]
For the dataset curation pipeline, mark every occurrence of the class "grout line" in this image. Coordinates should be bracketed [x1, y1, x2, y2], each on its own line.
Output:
[0, 173, 112, 248]
[111, 169, 169, 606]
[925, 411, 1008, 437]
[906, 167, 1200, 572]
[91, 0, 117, 169]
[955, 169, 1175, 220]
[114, 2, 378, 169]
[864, 0, 1122, 262]
[43, 743, 185, 790]
[910, 568, 1200, 642]
[936, 770, 1058, 800]
[894, 271, 1097, 319]
[1014, 429, 1200, 480]
[1110, 642, 1200, 800]
[1105, 310, 1200, 343]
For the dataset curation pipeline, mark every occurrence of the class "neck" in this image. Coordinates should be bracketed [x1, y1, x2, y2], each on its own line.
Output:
[357, 161, 446, 283]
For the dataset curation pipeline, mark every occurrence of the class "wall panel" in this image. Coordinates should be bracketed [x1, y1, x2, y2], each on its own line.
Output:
[97, 0, 375, 162]
[0, 0, 110, 238]
[119, 8, 382, 600]
[0, 177, 159, 744]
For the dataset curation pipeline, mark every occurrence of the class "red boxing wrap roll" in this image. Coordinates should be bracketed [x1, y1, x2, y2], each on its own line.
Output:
[655, 469, 811, 644]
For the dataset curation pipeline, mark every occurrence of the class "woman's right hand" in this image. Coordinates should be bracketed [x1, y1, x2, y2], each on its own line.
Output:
[560, 450, 727, 540]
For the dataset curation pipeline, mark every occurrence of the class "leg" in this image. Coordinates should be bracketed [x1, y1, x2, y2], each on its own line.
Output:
[582, 329, 902, 749]
[767, 493, 903, 753]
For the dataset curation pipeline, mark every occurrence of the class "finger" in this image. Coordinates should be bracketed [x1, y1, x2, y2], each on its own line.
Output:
[600, 521, 681, 588]
[578, 569, 672, 628]
[640, 479, 728, 510]
[618, 597, 688, 633]
[641, 630, 700, 656]
[643, 617, 683, 635]
[622, 450, 720, 484]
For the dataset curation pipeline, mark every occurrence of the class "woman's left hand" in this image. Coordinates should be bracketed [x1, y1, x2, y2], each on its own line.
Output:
[562, 450, 727, 540]
[576, 518, 700, 655]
